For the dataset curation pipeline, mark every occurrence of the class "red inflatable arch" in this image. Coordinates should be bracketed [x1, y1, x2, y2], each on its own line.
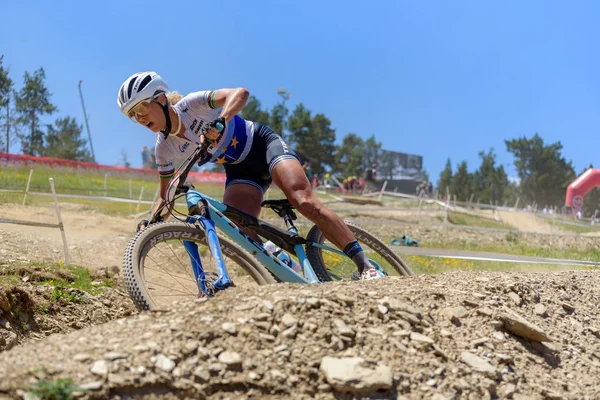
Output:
[565, 168, 600, 208]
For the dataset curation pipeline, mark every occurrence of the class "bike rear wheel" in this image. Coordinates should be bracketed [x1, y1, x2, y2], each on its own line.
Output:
[123, 221, 276, 310]
[305, 221, 414, 282]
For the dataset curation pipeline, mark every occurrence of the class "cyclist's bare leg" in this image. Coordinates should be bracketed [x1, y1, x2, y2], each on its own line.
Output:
[223, 183, 262, 242]
[271, 159, 373, 274]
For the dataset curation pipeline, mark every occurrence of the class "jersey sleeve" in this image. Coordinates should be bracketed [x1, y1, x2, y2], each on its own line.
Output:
[184, 90, 221, 114]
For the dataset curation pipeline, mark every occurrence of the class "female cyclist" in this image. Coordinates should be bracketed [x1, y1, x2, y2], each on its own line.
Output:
[117, 71, 381, 280]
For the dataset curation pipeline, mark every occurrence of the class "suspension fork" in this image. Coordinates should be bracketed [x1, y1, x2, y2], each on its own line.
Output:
[184, 190, 231, 295]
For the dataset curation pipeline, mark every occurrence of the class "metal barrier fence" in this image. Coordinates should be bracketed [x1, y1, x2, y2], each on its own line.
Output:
[0, 178, 70, 265]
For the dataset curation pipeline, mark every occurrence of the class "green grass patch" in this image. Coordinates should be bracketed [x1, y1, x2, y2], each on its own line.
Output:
[400, 239, 600, 263]
[406, 255, 594, 275]
[550, 220, 600, 234]
[28, 375, 84, 400]
[0, 164, 228, 216]
[0, 261, 114, 296]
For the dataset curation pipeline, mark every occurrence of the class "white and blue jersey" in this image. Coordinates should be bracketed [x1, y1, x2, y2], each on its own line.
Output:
[154, 90, 255, 179]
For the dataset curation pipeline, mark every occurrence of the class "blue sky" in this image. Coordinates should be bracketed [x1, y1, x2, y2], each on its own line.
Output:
[1, 0, 598, 181]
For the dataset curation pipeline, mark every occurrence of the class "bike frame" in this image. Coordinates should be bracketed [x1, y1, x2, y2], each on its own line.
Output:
[153, 141, 349, 296]
[182, 188, 348, 292]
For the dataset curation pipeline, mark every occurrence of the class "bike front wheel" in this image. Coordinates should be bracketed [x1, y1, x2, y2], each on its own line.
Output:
[305, 221, 414, 282]
[123, 221, 276, 310]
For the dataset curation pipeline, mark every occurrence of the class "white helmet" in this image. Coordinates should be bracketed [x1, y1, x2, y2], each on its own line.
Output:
[117, 71, 169, 116]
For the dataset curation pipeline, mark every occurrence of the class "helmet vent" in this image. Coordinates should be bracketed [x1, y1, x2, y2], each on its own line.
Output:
[126, 76, 137, 98]
[138, 75, 152, 92]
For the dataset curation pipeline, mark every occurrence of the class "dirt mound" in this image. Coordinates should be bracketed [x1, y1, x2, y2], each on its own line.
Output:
[496, 211, 554, 234]
[0, 266, 137, 353]
[1, 270, 599, 399]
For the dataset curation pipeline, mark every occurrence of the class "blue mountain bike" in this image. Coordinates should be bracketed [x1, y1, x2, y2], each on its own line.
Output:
[123, 138, 413, 310]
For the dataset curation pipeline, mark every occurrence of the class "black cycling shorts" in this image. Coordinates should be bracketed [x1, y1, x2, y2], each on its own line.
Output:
[224, 123, 299, 193]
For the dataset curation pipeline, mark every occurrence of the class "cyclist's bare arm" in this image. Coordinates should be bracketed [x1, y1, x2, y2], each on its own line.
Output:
[212, 88, 249, 122]
[149, 177, 172, 222]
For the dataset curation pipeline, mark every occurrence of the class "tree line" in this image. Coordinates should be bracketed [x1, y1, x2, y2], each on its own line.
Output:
[0, 55, 92, 161]
[2, 55, 596, 213]
[239, 95, 385, 178]
[436, 134, 599, 215]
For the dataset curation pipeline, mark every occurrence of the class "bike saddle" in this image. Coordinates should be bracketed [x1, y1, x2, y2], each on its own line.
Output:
[261, 199, 296, 218]
[261, 199, 294, 208]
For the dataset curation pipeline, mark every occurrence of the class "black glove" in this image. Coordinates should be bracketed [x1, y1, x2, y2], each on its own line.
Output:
[204, 117, 226, 143]
[208, 117, 226, 134]
[136, 219, 150, 232]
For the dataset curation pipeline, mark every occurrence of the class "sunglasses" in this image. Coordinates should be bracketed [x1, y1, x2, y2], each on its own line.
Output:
[128, 93, 162, 122]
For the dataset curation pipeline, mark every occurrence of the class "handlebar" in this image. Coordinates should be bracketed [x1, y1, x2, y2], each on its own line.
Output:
[149, 119, 226, 224]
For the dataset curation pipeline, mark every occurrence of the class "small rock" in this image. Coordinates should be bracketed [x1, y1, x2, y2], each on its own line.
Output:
[320, 356, 393, 393]
[270, 369, 287, 381]
[534, 304, 547, 317]
[586, 326, 600, 338]
[378, 304, 389, 315]
[73, 353, 92, 362]
[263, 300, 274, 312]
[477, 307, 494, 317]
[463, 299, 479, 308]
[508, 292, 522, 306]
[443, 306, 468, 322]
[105, 352, 128, 361]
[562, 303, 575, 314]
[380, 297, 421, 315]
[440, 329, 452, 338]
[282, 326, 297, 338]
[432, 344, 449, 360]
[0, 318, 10, 329]
[492, 332, 505, 341]
[193, 367, 210, 381]
[79, 381, 103, 391]
[108, 374, 127, 385]
[367, 327, 386, 336]
[500, 307, 552, 342]
[393, 329, 411, 338]
[274, 344, 288, 353]
[541, 387, 563, 399]
[0, 331, 17, 351]
[154, 354, 176, 372]
[222, 322, 237, 335]
[307, 298, 320, 307]
[209, 363, 223, 373]
[471, 337, 489, 348]
[254, 313, 271, 322]
[218, 351, 242, 367]
[281, 313, 298, 328]
[496, 353, 513, 363]
[410, 332, 434, 344]
[461, 352, 496, 375]
[333, 319, 355, 338]
[90, 360, 108, 376]
[502, 383, 517, 397]
[335, 293, 354, 306]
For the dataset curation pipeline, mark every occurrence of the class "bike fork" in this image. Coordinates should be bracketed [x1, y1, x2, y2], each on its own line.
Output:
[184, 215, 232, 297]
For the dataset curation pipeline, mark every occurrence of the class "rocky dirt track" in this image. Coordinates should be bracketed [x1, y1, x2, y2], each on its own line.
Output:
[2, 270, 600, 399]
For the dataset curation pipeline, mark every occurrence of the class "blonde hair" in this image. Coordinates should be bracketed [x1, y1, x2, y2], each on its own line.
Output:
[166, 91, 183, 104]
